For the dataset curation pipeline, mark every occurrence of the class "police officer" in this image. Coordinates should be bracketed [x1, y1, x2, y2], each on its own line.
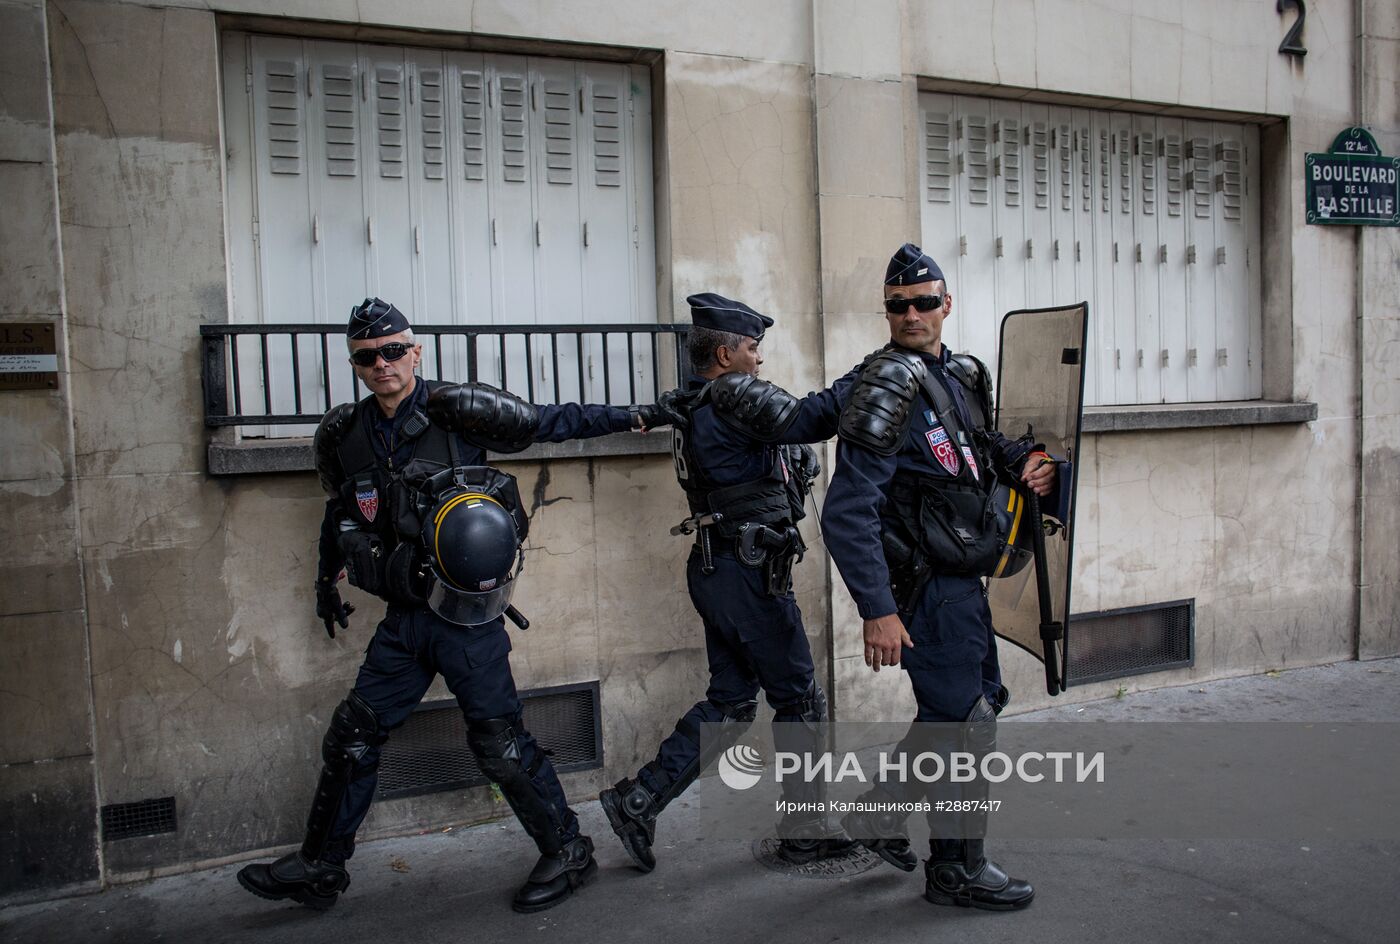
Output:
[599, 293, 860, 870]
[822, 246, 1056, 910]
[237, 298, 660, 913]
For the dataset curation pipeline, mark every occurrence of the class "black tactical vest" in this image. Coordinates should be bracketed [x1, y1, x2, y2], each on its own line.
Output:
[666, 385, 806, 539]
[333, 380, 463, 548]
[882, 354, 1005, 583]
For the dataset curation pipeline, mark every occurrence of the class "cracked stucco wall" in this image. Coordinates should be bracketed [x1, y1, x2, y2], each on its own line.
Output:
[1357, 0, 1400, 658]
[0, 0, 100, 898]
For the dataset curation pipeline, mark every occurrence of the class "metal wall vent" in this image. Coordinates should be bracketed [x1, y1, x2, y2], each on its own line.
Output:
[101, 796, 177, 841]
[1067, 599, 1194, 686]
[377, 681, 602, 800]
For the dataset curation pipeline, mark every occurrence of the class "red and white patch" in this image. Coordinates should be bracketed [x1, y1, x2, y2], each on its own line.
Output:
[960, 445, 980, 479]
[924, 424, 960, 476]
[356, 487, 379, 523]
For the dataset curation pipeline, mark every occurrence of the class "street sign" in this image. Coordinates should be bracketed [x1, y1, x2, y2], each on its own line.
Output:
[1305, 127, 1399, 226]
[0, 322, 58, 391]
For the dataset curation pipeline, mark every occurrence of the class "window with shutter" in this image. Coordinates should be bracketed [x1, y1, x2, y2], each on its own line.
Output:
[222, 32, 657, 423]
[918, 92, 1261, 406]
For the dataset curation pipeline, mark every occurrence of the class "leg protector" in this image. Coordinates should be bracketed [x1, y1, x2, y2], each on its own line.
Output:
[469, 714, 573, 855]
[302, 692, 385, 863]
[601, 698, 755, 873]
[770, 684, 855, 863]
[647, 697, 758, 810]
[841, 717, 926, 873]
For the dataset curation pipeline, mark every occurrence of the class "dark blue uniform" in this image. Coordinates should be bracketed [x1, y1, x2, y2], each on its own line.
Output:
[823, 346, 1033, 722]
[644, 372, 857, 794]
[317, 377, 632, 858]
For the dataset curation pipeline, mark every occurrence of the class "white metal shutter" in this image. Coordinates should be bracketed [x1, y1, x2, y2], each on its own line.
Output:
[919, 91, 1261, 406]
[225, 33, 657, 425]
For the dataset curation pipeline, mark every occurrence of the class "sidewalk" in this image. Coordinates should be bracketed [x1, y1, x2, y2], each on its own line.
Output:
[4, 659, 1398, 944]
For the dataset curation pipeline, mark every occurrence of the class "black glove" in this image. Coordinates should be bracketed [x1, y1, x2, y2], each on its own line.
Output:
[631, 402, 673, 431]
[315, 575, 354, 639]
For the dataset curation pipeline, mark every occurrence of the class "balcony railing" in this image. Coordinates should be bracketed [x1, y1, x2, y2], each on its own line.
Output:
[200, 322, 690, 430]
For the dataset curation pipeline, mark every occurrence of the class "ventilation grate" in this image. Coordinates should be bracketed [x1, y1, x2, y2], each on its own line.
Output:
[376, 682, 602, 800]
[1067, 599, 1194, 686]
[101, 796, 177, 841]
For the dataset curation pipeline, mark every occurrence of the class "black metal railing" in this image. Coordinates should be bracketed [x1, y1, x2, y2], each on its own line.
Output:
[200, 322, 690, 428]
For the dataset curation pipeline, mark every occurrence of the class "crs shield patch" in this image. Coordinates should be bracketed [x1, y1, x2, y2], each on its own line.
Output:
[356, 487, 379, 523]
[923, 424, 960, 476]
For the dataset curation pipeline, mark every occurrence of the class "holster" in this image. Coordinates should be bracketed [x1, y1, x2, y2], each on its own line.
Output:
[734, 523, 806, 596]
[881, 528, 932, 616]
[337, 529, 387, 597]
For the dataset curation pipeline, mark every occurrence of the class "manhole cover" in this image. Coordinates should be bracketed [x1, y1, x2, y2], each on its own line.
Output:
[751, 836, 884, 878]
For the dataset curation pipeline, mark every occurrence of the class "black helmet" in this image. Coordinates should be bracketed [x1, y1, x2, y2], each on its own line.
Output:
[421, 487, 524, 625]
[990, 484, 1034, 580]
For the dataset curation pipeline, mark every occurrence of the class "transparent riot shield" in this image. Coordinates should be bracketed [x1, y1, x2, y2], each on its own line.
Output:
[987, 302, 1088, 695]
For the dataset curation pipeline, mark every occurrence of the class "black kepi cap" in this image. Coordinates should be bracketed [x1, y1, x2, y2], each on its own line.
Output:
[884, 243, 944, 286]
[685, 292, 773, 340]
[347, 297, 411, 340]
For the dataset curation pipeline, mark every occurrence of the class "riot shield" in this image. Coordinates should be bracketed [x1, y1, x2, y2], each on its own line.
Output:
[987, 302, 1088, 695]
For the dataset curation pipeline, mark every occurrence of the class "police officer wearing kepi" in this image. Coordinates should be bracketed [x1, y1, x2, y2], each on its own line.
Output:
[823, 245, 1057, 911]
[599, 293, 860, 869]
[237, 297, 663, 913]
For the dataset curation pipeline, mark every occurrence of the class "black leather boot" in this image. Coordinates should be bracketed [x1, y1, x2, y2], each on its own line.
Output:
[839, 805, 918, 872]
[924, 840, 1034, 911]
[599, 777, 660, 872]
[776, 813, 859, 864]
[512, 835, 597, 913]
[237, 851, 350, 911]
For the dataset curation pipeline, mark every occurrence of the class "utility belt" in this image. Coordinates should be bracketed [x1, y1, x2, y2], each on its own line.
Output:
[881, 473, 1003, 613]
[671, 512, 806, 597]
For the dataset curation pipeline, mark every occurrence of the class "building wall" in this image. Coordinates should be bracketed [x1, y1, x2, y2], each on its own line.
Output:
[0, 0, 100, 898]
[1, 0, 1396, 896]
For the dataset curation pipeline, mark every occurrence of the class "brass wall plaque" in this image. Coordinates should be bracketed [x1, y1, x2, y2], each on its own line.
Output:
[0, 322, 58, 390]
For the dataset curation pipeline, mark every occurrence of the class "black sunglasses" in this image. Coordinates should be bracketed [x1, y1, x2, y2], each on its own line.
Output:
[349, 342, 413, 367]
[883, 294, 945, 315]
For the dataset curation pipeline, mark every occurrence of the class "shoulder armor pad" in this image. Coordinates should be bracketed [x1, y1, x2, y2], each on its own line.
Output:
[837, 349, 927, 456]
[313, 402, 357, 496]
[947, 352, 988, 393]
[707, 372, 800, 442]
[947, 352, 994, 423]
[426, 382, 540, 453]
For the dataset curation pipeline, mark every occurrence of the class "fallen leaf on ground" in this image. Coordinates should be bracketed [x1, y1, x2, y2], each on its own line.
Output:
[389, 857, 410, 873]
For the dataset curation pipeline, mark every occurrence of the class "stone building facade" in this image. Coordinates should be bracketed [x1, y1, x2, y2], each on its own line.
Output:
[2, 0, 1396, 898]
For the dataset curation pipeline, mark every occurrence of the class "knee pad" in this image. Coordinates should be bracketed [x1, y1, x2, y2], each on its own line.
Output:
[467, 715, 541, 783]
[322, 692, 386, 773]
[714, 698, 758, 725]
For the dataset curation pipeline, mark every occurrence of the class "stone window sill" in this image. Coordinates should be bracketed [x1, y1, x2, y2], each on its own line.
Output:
[207, 431, 672, 476]
[1082, 400, 1318, 434]
[207, 401, 1318, 475]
